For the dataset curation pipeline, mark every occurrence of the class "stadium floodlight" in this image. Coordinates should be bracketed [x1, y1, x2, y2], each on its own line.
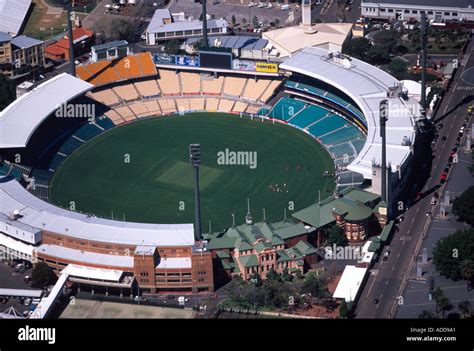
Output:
[66, 0, 76, 77]
[379, 99, 388, 206]
[189, 144, 202, 240]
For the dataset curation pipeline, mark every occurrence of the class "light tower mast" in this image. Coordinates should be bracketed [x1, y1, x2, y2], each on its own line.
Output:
[190, 144, 202, 241]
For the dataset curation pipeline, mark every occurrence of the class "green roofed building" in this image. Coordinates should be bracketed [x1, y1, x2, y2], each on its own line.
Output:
[293, 187, 387, 244]
[207, 215, 318, 281]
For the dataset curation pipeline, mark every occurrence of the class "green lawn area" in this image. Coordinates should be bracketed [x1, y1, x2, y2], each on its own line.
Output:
[49, 113, 335, 232]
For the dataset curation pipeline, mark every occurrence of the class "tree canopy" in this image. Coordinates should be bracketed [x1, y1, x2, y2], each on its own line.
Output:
[0, 75, 15, 111]
[31, 262, 57, 289]
[433, 228, 474, 281]
[452, 186, 474, 225]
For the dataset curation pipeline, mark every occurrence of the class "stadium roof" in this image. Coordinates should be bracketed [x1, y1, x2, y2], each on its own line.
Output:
[280, 47, 420, 179]
[0, 0, 31, 36]
[332, 265, 368, 302]
[263, 23, 353, 57]
[0, 288, 43, 298]
[0, 73, 94, 148]
[362, 0, 474, 8]
[0, 179, 196, 247]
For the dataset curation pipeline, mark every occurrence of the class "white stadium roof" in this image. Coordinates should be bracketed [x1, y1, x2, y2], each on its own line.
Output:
[0, 0, 31, 36]
[0, 178, 195, 247]
[0, 73, 94, 149]
[280, 47, 421, 179]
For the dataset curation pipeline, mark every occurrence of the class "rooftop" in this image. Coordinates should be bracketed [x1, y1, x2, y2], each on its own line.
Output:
[332, 265, 368, 302]
[0, 31, 11, 42]
[263, 23, 353, 57]
[0, 0, 31, 36]
[0, 73, 94, 148]
[280, 47, 420, 179]
[147, 8, 228, 34]
[11, 35, 43, 49]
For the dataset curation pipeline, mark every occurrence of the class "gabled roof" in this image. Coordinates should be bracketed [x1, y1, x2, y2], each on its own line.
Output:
[293, 240, 317, 256]
[207, 236, 237, 250]
[239, 254, 259, 268]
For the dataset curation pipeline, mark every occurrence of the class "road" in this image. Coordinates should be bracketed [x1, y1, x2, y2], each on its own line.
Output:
[355, 35, 474, 319]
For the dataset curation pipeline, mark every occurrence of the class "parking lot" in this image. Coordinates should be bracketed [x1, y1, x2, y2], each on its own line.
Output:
[169, 0, 299, 29]
[0, 259, 38, 318]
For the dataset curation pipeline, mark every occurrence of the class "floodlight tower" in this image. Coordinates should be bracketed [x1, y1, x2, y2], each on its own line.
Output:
[380, 99, 389, 205]
[190, 144, 202, 241]
[201, 0, 208, 48]
[67, 0, 76, 76]
[420, 12, 428, 117]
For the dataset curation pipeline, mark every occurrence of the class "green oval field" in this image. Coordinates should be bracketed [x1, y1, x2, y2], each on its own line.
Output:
[50, 113, 335, 231]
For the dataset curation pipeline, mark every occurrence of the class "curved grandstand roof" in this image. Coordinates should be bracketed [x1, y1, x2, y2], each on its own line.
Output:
[280, 47, 421, 179]
[0, 73, 94, 149]
[0, 178, 195, 247]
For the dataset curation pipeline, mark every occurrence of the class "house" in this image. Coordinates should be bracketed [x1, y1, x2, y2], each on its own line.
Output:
[45, 27, 94, 62]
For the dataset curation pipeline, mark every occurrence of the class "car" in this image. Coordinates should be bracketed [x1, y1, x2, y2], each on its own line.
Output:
[440, 172, 448, 182]
[437, 123, 443, 130]
[426, 210, 432, 216]
[467, 105, 473, 114]
[397, 215, 404, 223]
[441, 136, 447, 141]
[373, 298, 379, 304]
[415, 192, 423, 200]
[167, 294, 175, 300]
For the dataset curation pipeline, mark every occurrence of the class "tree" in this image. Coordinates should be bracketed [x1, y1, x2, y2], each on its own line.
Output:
[110, 18, 138, 42]
[266, 267, 281, 281]
[460, 259, 474, 293]
[302, 272, 329, 298]
[432, 287, 452, 318]
[452, 186, 474, 225]
[164, 40, 181, 55]
[252, 15, 259, 28]
[388, 58, 408, 80]
[458, 300, 471, 318]
[339, 300, 348, 318]
[418, 310, 436, 319]
[282, 267, 293, 282]
[31, 262, 57, 289]
[433, 228, 474, 281]
[342, 37, 372, 61]
[326, 225, 347, 247]
[366, 46, 391, 65]
[231, 14, 236, 27]
[0, 75, 15, 111]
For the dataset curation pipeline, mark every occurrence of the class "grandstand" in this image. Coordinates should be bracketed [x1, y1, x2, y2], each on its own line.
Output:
[134, 80, 161, 98]
[157, 69, 181, 95]
[223, 76, 247, 97]
[180, 72, 201, 94]
[280, 47, 420, 181]
[265, 96, 366, 188]
[202, 75, 224, 95]
[76, 52, 157, 87]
